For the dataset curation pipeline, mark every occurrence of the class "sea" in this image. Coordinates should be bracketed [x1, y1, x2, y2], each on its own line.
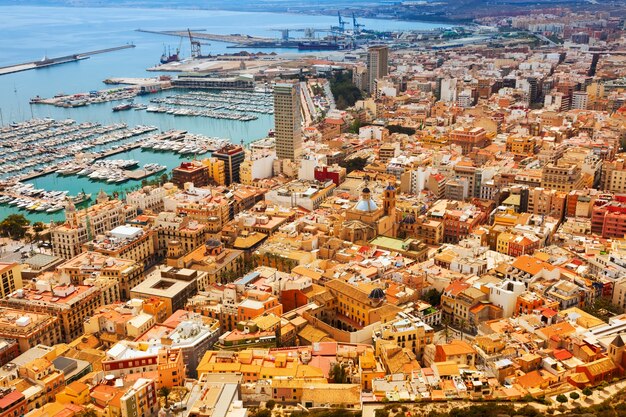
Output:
[0, 5, 447, 222]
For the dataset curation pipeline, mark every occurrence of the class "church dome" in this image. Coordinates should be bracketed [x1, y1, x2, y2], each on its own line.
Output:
[355, 198, 378, 212]
[369, 288, 385, 300]
[205, 238, 222, 248]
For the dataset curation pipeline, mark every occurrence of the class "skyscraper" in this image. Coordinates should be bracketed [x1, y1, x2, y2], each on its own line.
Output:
[367, 45, 389, 94]
[213, 144, 245, 185]
[273, 82, 302, 161]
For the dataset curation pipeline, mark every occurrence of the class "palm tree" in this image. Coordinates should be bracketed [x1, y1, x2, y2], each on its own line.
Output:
[329, 363, 348, 383]
[78, 410, 98, 417]
[458, 318, 467, 341]
[159, 386, 171, 408]
[442, 316, 451, 343]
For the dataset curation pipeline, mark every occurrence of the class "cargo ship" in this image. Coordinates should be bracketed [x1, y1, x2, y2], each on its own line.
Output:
[297, 41, 343, 51]
[160, 46, 180, 64]
[112, 103, 133, 112]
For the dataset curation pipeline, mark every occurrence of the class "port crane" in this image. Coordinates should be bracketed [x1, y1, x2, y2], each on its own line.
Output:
[331, 12, 347, 32]
[352, 13, 365, 34]
[188, 28, 202, 58]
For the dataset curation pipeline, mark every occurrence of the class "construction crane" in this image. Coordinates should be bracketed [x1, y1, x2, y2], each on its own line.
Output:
[188, 28, 202, 58]
[352, 13, 365, 34]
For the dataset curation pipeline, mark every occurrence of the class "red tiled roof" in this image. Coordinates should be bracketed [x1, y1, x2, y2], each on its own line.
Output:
[0, 391, 23, 408]
[553, 349, 573, 361]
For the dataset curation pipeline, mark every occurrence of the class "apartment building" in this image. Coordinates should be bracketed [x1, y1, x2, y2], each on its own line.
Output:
[0, 282, 101, 343]
[51, 199, 138, 259]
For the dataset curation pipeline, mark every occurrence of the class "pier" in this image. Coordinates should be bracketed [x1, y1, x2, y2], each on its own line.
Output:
[136, 29, 272, 46]
[0, 44, 136, 76]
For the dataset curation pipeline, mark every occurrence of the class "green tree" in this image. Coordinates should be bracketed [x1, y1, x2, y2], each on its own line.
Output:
[582, 387, 593, 396]
[458, 318, 467, 341]
[348, 119, 361, 134]
[33, 222, 45, 233]
[582, 297, 621, 322]
[339, 156, 369, 173]
[265, 400, 275, 410]
[329, 71, 362, 109]
[375, 410, 389, 417]
[570, 392, 580, 400]
[422, 288, 442, 306]
[556, 394, 568, 403]
[442, 315, 451, 343]
[0, 214, 30, 239]
[387, 125, 416, 135]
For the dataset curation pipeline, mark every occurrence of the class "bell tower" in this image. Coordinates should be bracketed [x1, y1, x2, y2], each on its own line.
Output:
[65, 197, 78, 228]
[383, 183, 396, 217]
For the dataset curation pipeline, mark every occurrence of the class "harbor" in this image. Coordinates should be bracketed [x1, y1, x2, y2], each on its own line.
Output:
[0, 5, 444, 223]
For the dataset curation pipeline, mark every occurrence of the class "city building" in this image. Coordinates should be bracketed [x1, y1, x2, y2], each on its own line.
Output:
[367, 45, 389, 94]
[0, 281, 102, 343]
[172, 161, 209, 188]
[51, 199, 138, 259]
[213, 144, 245, 185]
[130, 267, 199, 316]
[0, 263, 22, 299]
[274, 82, 302, 161]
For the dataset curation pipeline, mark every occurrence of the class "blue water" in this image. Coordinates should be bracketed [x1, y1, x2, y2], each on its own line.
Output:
[0, 5, 447, 221]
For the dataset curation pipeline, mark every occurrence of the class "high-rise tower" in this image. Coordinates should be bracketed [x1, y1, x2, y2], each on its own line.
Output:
[367, 45, 389, 94]
[273, 82, 302, 161]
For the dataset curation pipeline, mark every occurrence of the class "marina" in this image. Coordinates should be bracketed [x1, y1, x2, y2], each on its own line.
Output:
[142, 89, 273, 122]
[0, 118, 159, 182]
[0, 118, 235, 186]
[0, 184, 91, 214]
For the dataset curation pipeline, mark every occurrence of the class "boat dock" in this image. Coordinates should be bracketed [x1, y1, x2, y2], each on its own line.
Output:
[0, 44, 136, 76]
[30, 77, 172, 108]
[124, 166, 166, 181]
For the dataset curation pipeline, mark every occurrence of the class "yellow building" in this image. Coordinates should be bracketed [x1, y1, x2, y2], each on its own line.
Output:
[196, 350, 326, 384]
[51, 198, 138, 259]
[157, 348, 186, 389]
[324, 280, 402, 331]
[337, 186, 397, 243]
[0, 262, 22, 298]
[84, 226, 157, 271]
[56, 381, 91, 405]
[202, 157, 226, 185]
[496, 231, 515, 255]
[239, 160, 253, 185]
[505, 135, 535, 159]
[541, 163, 585, 193]
[375, 314, 434, 359]
[359, 349, 385, 391]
